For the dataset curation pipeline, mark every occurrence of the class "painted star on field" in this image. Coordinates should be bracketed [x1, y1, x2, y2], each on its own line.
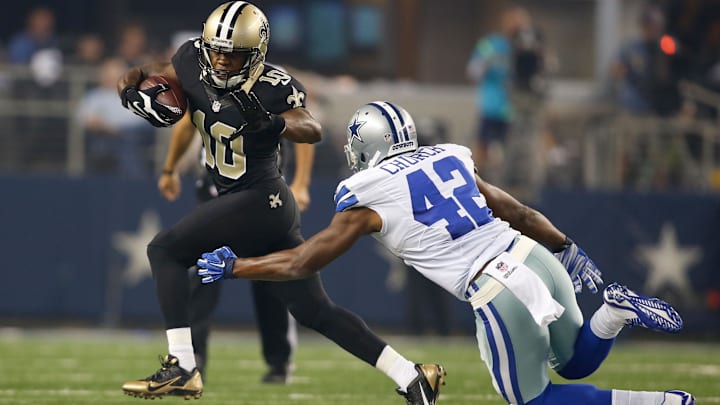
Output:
[635, 222, 700, 300]
[112, 210, 162, 286]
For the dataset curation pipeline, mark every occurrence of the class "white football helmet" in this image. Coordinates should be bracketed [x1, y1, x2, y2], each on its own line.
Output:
[198, 1, 269, 90]
[344, 101, 418, 172]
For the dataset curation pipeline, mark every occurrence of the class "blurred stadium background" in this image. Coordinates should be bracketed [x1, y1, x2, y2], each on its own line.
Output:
[0, 0, 719, 402]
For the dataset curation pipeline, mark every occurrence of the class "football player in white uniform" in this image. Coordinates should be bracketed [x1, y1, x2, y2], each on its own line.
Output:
[197, 101, 695, 405]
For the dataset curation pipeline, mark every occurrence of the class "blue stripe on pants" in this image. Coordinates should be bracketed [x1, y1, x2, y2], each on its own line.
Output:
[477, 302, 524, 404]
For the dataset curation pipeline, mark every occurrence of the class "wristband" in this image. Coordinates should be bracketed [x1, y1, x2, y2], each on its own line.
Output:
[224, 256, 237, 279]
[553, 236, 574, 253]
[270, 114, 286, 136]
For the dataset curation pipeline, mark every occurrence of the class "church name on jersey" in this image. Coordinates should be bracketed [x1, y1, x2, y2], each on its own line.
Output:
[378, 145, 446, 175]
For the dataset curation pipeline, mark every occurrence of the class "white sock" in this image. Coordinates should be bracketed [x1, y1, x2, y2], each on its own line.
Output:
[612, 389, 665, 404]
[590, 304, 626, 339]
[374, 345, 418, 392]
[167, 327, 196, 372]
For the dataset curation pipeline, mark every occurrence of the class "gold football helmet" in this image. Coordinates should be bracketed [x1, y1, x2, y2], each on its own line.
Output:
[198, 1, 269, 90]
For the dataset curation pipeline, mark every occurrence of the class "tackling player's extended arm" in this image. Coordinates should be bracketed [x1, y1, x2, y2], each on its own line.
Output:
[475, 174, 567, 251]
[280, 107, 322, 144]
[231, 207, 381, 281]
[477, 174, 604, 293]
[158, 113, 196, 202]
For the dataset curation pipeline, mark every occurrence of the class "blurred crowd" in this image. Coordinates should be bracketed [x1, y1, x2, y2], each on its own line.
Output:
[608, 3, 720, 190]
[464, 1, 720, 194]
[0, 6, 170, 177]
[0, 3, 718, 191]
[0, 5, 359, 179]
[465, 5, 551, 194]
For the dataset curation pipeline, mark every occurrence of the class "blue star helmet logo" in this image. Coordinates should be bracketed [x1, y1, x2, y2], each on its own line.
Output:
[348, 114, 366, 145]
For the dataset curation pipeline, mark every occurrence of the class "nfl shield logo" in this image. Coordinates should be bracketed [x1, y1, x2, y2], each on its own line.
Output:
[212, 100, 222, 113]
[496, 261, 508, 272]
[383, 133, 392, 142]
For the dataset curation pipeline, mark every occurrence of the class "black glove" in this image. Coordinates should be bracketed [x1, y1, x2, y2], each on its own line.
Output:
[120, 84, 181, 128]
[228, 90, 286, 139]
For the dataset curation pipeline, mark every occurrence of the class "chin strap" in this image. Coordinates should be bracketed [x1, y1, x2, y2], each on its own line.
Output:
[239, 61, 263, 93]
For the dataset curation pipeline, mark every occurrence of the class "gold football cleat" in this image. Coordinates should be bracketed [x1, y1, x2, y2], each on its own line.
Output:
[122, 354, 203, 400]
[397, 363, 447, 405]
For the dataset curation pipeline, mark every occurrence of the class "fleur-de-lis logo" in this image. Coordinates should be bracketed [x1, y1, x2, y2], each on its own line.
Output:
[286, 86, 306, 108]
[260, 20, 269, 42]
[269, 192, 283, 209]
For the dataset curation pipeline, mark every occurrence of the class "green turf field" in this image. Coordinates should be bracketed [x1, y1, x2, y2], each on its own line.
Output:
[0, 328, 718, 404]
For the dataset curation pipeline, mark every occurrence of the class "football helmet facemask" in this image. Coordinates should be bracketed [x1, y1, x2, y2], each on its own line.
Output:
[344, 101, 418, 172]
[199, 1, 269, 90]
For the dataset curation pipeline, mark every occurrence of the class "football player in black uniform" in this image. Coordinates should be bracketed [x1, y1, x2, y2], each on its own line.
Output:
[160, 117, 307, 384]
[117, 2, 444, 404]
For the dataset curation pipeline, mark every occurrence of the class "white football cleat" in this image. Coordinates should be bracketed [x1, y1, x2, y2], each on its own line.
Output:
[603, 283, 683, 333]
[663, 390, 695, 405]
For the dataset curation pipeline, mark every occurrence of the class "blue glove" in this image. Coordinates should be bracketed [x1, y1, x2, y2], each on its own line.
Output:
[554, 237, 603, 294]
[196, 246, 237, 284]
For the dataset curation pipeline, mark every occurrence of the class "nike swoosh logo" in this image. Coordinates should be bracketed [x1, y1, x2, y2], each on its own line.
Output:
[147, 376, 182, 392]
[419, 383, 430, 405]
[130, 100, 149, 118]
[420, 386, 430, 405]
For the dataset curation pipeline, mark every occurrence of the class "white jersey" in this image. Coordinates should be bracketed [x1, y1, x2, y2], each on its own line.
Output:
[334, 143, 518, 300]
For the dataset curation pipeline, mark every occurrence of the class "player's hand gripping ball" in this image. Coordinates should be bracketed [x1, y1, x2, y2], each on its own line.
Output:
[121, 75, 187, 127]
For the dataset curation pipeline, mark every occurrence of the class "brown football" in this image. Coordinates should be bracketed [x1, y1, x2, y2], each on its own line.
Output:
[138, 75, 187, 120]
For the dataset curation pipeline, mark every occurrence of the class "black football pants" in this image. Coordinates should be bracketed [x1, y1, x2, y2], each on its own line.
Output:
[189, 174, 294, 373]
[147, 178, 385, 367]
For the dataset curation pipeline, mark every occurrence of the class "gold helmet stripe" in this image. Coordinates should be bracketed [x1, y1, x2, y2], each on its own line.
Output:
[217, 1, 248, 41]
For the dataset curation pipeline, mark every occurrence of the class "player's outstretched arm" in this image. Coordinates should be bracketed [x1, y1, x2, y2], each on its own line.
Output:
[197, 207, 381, 282]
[475, 174, 566, 248]
[475, 174, 603, 293]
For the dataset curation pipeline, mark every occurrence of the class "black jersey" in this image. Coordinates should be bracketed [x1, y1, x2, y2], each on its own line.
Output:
[171, 39, 308, 195]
